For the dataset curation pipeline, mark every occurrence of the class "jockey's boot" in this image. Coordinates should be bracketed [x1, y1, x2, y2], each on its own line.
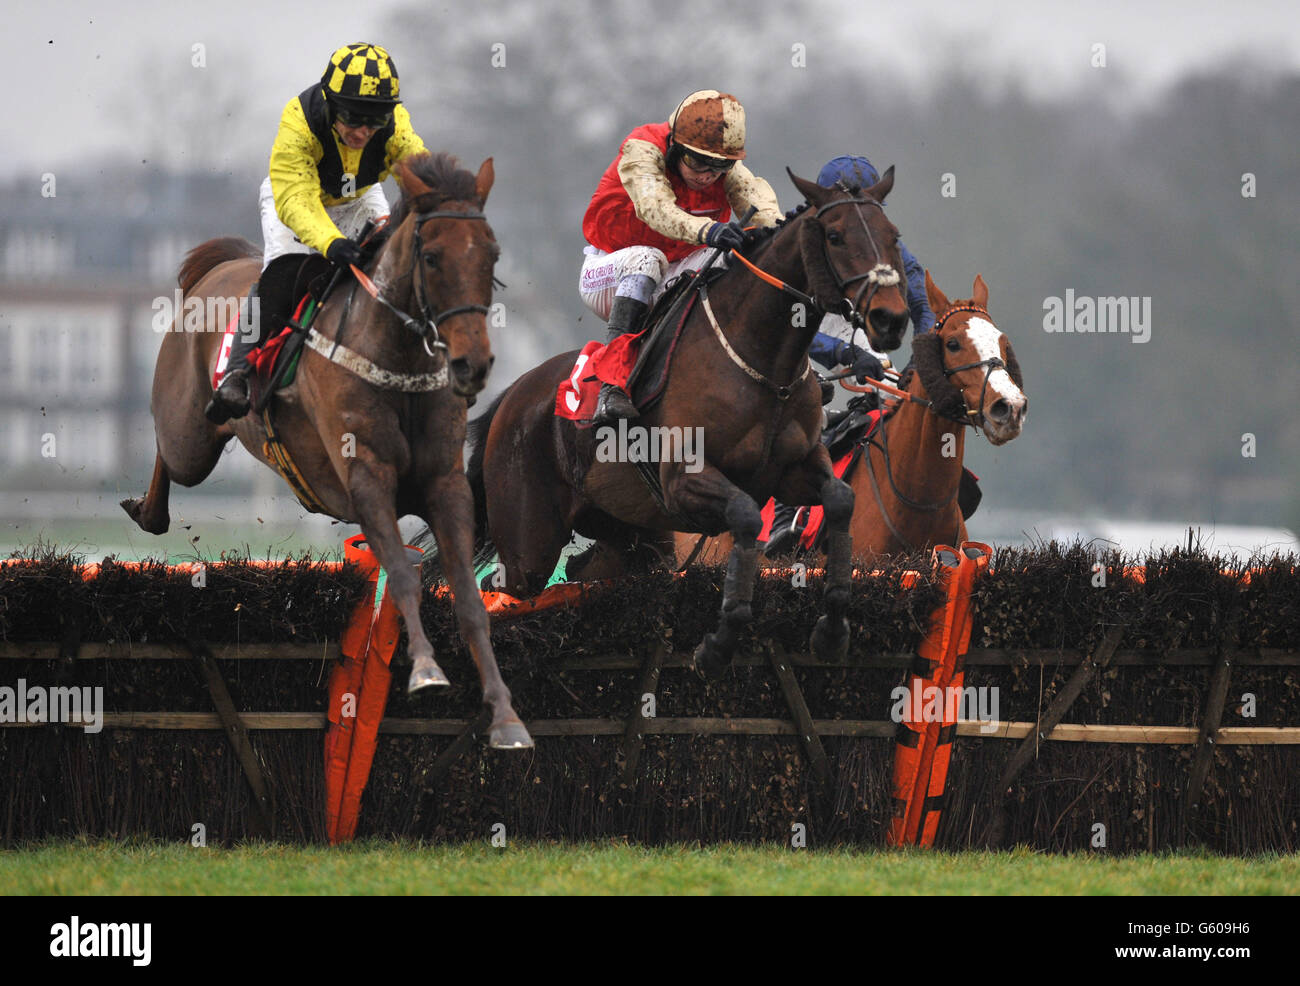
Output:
[764, 501, 804, 558]
[591, 295, 648, 426]
[204, 286, 263, 424]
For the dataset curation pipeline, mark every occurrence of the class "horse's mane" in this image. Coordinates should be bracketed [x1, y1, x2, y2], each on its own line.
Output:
[376, 152, 481, 247]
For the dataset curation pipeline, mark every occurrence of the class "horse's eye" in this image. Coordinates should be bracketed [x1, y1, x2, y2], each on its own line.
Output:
[946, 338, 961, 352]
[827, 231, 844, 246]
[422, 253, 440, 268]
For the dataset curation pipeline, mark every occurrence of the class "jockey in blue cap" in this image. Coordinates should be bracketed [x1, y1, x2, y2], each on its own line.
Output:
[805, 155, 933, 385]
[763, 154, 939, 557]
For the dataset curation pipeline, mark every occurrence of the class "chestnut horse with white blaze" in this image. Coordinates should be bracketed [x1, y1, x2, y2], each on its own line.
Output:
[121, 152, 533, 750]
[848, 273, 1026, 559]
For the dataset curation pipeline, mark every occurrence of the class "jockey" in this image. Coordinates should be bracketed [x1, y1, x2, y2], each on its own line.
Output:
[205, 42, 428, 424]
[764, 155, 937, 557]
[579, 89, 783, 425]
[805, 155, 934, 389]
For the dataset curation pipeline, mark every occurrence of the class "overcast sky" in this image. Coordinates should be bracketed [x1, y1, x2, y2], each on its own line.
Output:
[7, 0, 1300, 180]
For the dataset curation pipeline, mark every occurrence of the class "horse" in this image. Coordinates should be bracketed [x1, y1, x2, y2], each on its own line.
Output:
[120, 152, 533, 750]
[847, 272, 1026, 558]
[466, 167, 912, 675]
[674, 272, 1027, 567]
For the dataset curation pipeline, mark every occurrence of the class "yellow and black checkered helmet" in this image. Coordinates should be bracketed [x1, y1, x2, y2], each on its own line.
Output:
[321, 43, 401, 107]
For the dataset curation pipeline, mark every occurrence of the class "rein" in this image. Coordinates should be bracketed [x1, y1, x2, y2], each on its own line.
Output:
[351, 208, 490, 356]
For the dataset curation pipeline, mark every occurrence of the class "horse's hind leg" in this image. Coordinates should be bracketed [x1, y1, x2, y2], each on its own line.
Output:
[425, 471, 532, 750]
[120, 451, 173, 534]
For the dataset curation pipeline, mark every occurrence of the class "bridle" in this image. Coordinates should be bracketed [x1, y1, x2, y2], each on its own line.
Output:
[860, 304, 1013, 550]
[813, 187, 902, 330]
[352, 207, 492, 358]
[927, 304, 1011, 431]
[728, 191, 903, 329]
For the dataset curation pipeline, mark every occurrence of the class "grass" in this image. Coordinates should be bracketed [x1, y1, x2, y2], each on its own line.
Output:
[2, 841, 1296, 895]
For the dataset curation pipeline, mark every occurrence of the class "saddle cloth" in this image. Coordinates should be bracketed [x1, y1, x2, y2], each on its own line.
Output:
[212, 295, 311, 394]
[554, 267, 719, 426]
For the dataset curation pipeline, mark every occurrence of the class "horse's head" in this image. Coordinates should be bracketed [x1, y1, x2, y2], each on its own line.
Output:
[388, 152, 500, 398]
[787, 166, 911, 352]
[914, 273, 1027, 446]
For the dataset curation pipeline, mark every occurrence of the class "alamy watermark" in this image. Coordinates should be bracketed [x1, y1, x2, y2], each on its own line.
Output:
[151, 291, 260, 339]
[594, 419, 705, 474]
[50, 916, 150, 966]
[890, 683, 1000, 733]
[0, 679, 103, 733]
[1043, 289, 1151, 343]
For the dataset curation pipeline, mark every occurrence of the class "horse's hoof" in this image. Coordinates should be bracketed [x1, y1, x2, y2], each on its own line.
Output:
[119, 497, 168, 535]
[489, 720, 534, 750]
[810, 615, 850, 664]
[407, 657, 450, 694]
[693, 634, 731, 680]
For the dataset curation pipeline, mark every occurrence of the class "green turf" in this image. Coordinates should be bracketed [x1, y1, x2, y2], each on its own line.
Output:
[2, 841, 1295, 895]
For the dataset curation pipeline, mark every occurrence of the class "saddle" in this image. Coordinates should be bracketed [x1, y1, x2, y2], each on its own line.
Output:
[626, 265, 728, 413]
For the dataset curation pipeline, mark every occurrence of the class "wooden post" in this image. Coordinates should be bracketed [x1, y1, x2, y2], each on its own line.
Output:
[1182, 612, 1240, 839]
[981, 623, 1126, 848]
[620, 643, 667, 788]
[426, 709, 492, 788]
[188, 642, 276, 838]
[768, 645, 832, 791]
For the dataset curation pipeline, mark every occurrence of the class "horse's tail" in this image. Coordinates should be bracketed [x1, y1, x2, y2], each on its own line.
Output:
[177, 237, 260, 295]
[465, 386, 511, 547]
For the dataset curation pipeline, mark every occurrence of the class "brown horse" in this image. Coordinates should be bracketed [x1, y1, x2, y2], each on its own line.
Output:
[848, 272, 1026, 558]
[467, 168, 912, 674]
[673, 273, 1027, 566]
[120, 152, 533, 749]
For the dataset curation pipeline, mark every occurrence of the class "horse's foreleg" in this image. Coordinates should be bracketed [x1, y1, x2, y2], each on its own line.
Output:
[425, 471, 532, 750]
[347, 460, 449, 694]
[774, 445, 855, 661]
[810, 472, 855, 662]
[664, 466, 763, 678]
[120, 452, 172, 534]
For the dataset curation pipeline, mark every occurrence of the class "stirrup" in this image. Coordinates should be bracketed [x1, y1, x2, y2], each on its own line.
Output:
[592, 383, 638, 425]
[204, 372, 250, 424]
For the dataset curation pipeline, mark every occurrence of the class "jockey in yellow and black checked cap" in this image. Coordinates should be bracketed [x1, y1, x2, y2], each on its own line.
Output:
[205, 42, 429, 425]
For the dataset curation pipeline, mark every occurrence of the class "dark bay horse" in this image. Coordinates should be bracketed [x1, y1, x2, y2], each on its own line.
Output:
[468, 168, 911, 674]
[847, 273, 1026, 559]
[121, 152, 533, 749]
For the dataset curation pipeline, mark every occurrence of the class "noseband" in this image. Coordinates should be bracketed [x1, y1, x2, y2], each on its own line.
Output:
[359, 208, 492, 357]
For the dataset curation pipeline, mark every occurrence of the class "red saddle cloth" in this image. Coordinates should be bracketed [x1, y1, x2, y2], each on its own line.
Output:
[554, 331, 643, 423]
[212, 296, 309, 392]
[757, 408, 885, 550]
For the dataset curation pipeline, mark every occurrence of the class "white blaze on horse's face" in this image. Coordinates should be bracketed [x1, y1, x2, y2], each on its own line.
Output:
[962, 316, 1027, 441]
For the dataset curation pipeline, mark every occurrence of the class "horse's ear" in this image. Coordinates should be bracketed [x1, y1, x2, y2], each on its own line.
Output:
[788, 168, 830, 207]
[925, 269, 951, 317]
[972, 274, 988, 308]
[475, 157, 495, 206]
[395, 154, 433, 198]
[865, 165, 895, 202]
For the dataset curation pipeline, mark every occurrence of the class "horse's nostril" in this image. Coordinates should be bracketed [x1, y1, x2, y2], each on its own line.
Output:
[451, 357, 471, 379]
[989, 399, 1010, 422]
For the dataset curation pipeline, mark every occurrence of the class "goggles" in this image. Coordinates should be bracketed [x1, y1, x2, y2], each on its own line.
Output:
[334, 106, 393, 129]
[680, 149, 735, 174]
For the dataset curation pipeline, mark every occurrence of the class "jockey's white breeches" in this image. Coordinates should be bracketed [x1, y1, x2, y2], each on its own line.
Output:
[259, 177, 390, 270]
[578, 244, 726, 320]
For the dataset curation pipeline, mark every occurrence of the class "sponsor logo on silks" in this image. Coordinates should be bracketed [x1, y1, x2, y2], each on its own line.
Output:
[890, 684, 1000, 733]
[0, 679, 103, 734]
[49, 916, 151, 966]
[1042, 289, 1151, 343]
[594, 418, 705, 474]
